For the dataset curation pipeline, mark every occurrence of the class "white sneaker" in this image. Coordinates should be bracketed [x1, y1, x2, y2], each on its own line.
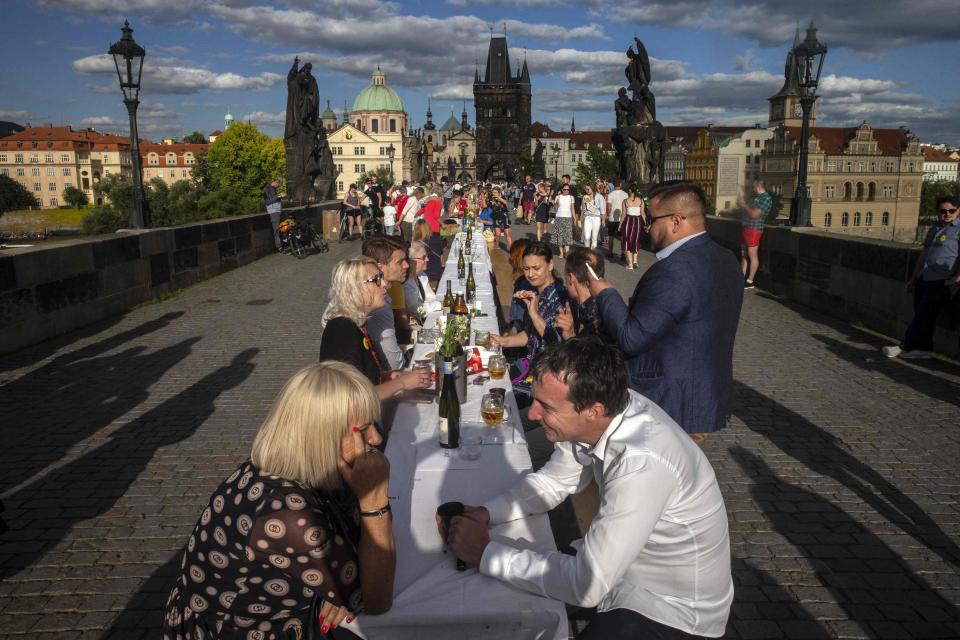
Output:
[881, 345, 901, 358]
[900, 350, 933, 359]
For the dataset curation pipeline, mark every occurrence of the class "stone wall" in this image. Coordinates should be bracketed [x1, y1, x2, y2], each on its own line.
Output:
[706, 217, 960, 358]
[0, 204, 337, 356]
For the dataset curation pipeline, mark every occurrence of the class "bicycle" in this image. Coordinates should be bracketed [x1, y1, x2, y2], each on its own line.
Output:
[279, 216, 327, 258]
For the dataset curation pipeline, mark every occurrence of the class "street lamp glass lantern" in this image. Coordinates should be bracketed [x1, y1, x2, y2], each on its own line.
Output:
[109, 21, 146, 102]
[794, 22, 827, 95]
[387, 143, 395, 160]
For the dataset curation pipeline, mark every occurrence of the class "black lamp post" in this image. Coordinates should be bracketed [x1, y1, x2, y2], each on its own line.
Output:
[790, 22, 827, 227]
[551, 144, 561, 180]
[109, 21, 148, 228]
[386, 143, 395, 180]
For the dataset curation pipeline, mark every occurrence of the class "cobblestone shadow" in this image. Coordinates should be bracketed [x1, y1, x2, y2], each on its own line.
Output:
[730, 446, 960, 638]
[0, 312, 189, 492]
[0, 348, 258, 585]
[733, 381, 960, 572]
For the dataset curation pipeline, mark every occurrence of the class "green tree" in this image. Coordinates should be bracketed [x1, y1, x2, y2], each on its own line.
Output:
[0, 174, 40, 213]
[92, 174, 135, 218]
[81, 206, 126, 235]
[182, 131, 208, 144]
[573, 148, 619, 192]
[205, 122, 285, 197]
[920, 180, 960, 218]
[62, 185, 88, 209]
[357, 166, 395, 190]
[191, 150, 213, 188]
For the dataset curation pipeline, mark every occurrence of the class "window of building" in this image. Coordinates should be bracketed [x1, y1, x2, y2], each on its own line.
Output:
[843, 182, 852, 200]
[354, 163, 365, 173]
[389, 119, 396, 133]
[30, 167, 39, 176]
[337, 181, 344, 192]
[867, 182, 876, 200]
[824, 212, 832, 227]
[379, 147, 386, 156]
[371, 119, 379, 133]
[58, 153, 68, 162]
[885, 161, 894, 172]
[16, 141, 22, 149]
[16, 167, 24, 176]
[825, 184, 836, 199]
[853, 211, 861, 226]
[48, 182, 56, 192]
[855, 182, 864, 200]
[870, 162, 876, 172]
[841, 212, 849, 226]
[354, 147, 364, 155]
[31, 141, 37, 149]
[857, 161, 864, 172]
[865, 211, 873, 226]
[336, 164, 343, 173]
[46, 167, 54, 176]
[33, 182, 41, 191]
[14, 153, 23, 163]
[63, 167, 71, 176]
[50, 197, 58, 206]
[845, 161, 852, 171]
[0, 168, 8, 176]
[29, 155, 38, 163]
[827, 160, 837, 172]
[883, 185, 893, 198]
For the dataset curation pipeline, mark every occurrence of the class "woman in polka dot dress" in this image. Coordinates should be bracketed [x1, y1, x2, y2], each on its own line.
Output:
[163, 361, 396, 639]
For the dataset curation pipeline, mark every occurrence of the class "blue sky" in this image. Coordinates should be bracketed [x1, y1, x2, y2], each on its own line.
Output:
[3, 0, 959, 145]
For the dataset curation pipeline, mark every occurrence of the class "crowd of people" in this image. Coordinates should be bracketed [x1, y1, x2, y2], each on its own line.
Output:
[171, 175, 947, 639]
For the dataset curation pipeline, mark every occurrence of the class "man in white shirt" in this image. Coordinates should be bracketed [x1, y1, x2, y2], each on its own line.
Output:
[440, 338, 733, 639]
[606, 180, 629, 261]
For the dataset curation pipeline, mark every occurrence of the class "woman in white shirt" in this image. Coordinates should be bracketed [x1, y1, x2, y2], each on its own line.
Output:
[619, 183, 646, 270]
[582, 184, 606, 250]
[553, 185, 576, 258]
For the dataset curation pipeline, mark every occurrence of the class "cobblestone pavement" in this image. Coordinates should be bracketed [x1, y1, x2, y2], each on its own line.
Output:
[1, 230, 959, 639]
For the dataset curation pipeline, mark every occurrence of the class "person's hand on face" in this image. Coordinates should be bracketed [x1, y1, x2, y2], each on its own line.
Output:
[337, 423, 389, 510]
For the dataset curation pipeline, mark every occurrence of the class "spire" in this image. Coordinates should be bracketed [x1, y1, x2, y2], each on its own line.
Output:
[793, 23, 801, 48]
[519, 57, 530, 84]
[424, 98, 435, 130]
[482, 34, 512, 84]
[461, 100, 469, 131]
[571, 114, 576, 132]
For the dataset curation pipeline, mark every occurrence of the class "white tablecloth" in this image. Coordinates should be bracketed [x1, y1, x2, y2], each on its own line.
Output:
[349, 233, 568, 639]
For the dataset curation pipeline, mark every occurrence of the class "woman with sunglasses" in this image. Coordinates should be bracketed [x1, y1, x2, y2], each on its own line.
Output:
[553, 184, 576, 258]
[321, 257, 432, 399]
[619, 183, 646, 270]
[164, 361, 394, 640]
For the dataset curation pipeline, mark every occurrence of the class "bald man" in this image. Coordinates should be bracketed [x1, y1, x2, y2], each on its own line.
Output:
[588, 182, 743, 441]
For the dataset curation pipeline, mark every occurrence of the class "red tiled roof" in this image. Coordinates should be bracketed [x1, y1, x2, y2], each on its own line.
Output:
[0, 125, 133, 152]
[141, 142, 207, 167]
[783, 126, 914, 155]
[922, 147, 957, 163]
[530, 122, 613, 150]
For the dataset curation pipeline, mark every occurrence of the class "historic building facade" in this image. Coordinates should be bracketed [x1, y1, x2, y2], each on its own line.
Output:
[426, 103, 476, 182]
[473, 36, 531, 181]
[142, 142, 208, 187]
[529, 122, 614, 181]
[714, 127, 775, 213]
[0, 124, 132, 208]
[922, 146, 959, 182]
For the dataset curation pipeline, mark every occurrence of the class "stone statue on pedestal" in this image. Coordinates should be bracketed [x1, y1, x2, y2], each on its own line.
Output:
[612, 37, 665, 188]
[284, 58, 337, 202]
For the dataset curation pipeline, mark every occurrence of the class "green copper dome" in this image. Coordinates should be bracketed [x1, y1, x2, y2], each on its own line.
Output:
[321, 101, 337, 119]
[352, 69, 405, 113]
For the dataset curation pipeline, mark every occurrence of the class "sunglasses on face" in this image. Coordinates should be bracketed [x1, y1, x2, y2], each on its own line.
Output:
[364, 271, 385, 286]
[644, 212, 686, 229]
[940, 208, 958, 214]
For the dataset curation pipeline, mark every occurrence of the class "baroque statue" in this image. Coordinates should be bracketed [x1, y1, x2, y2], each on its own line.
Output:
[612, 36, 665, 187]
[284, 57, 337, 202]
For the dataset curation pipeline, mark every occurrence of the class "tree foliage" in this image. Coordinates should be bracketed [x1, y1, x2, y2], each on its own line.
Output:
[573, 148, 619, 192]
[0, 174, 40, 214]
[63, 185, 88, 209]
[356, 166, 395, 190]
[205, 122, 285, 196]
[920, 180, 960, 218]
[182, 131, 208, 144]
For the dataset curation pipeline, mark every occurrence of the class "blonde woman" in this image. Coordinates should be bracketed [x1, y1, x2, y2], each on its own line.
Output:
[164, 361, 395, 639]
[320, 258, 432, 398]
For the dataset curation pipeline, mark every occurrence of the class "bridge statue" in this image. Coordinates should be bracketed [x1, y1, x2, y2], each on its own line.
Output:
[612, 36, 665, 188]
[284, 57, 337, 202]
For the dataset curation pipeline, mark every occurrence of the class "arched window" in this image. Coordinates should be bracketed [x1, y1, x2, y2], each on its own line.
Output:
[868, 182, 876, 200]
[843, 182, 852, 200]
[841, 212, 849, 226]
[865, 211, 873, 226]
[853, 211, 861, 226]
[824, 212, 832, 227]
[882, 211, 889, 225]
[856, 182, 864, 200]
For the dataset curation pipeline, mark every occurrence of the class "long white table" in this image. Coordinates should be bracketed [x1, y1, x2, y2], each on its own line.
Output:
[348, 233, 568, 639]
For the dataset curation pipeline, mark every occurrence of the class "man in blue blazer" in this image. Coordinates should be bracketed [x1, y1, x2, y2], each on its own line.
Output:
[588, 182, 743, 437]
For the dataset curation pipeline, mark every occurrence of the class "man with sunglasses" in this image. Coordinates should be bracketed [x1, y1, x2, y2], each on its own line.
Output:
[586, 182, 743, 442]
[882, 196, 960, 359]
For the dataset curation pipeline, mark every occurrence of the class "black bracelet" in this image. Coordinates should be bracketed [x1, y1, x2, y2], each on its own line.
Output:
[360, 504, 391, 518]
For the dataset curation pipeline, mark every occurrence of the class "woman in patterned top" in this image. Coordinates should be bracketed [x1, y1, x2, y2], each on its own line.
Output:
[489, 242, 569, 406]
[163, 361, 396, 639]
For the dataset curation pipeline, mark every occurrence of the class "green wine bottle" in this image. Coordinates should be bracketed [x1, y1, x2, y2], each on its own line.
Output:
[466, 263, 476, 305]
[438, 358, 460, 449]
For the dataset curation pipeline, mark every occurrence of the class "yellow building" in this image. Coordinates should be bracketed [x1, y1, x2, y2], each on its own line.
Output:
[684, 129, 719, 209]
[328, 124, 399, 197]
[0, 124, 132, 208]
[141, 142, 208, 186]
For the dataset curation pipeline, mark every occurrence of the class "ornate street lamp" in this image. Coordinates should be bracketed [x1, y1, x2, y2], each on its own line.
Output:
[109, 21, 148, 228]
[790, 22, 827, 227]
[386, 143, 395, 181]
[551, 144, 561, 180]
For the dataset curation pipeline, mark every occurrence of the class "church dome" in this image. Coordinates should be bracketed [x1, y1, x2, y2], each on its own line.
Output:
[322, 102, 337, 120]
[440, 112, 460, 131]
[352, 68, 404, 113]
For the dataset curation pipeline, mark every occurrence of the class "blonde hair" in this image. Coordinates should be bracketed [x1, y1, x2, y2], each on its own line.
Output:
[251, 361, 380, 491]
[325, 257, 378, 326]
[412, 219, 432, 242]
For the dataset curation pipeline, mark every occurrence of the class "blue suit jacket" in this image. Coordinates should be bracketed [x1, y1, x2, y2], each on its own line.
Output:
[597, 233, 743, 433]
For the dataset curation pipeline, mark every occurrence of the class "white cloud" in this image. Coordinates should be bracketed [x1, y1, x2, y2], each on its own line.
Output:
[81, 115, 122, 127]
[432, 84, 474, 100]
[734, 49, 757, 71]
[0, 110, 30, 120]
[241, 110, 286, 127]
[72, 54, 283, 94]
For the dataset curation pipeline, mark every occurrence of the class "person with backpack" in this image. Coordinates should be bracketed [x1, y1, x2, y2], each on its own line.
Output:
[263, 177, 283, 251]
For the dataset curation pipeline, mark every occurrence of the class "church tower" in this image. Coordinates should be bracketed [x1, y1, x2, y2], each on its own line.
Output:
[768, 26, 816, 128]
[473, 36, 531, 181]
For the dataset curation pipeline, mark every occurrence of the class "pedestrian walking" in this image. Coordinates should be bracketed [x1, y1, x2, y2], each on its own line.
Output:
[736, 179, 774, 289]
[263, 177, 283, 250]
[553, 183, 576, 258]
[619, 183, 645, 269]
[582, 183, 606, 250]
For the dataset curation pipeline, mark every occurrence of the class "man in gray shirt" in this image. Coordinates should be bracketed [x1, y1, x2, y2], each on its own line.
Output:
[883, 195, 960, 359]
[362, 235, 410, 370]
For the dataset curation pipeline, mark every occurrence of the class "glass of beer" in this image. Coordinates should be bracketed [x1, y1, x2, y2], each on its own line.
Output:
[488, 354, 507, 380]
[481, 392, 505, 425]
[474, 330, 491, 349]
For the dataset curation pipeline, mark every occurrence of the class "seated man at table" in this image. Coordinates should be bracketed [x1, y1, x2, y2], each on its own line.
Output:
[362, 235, 411, 369]
[439, 337, 733, 640]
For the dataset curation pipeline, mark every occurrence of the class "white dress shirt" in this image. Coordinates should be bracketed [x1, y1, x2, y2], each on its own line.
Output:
[480, 390, 733, 637]
[655, 230, 707, 261]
